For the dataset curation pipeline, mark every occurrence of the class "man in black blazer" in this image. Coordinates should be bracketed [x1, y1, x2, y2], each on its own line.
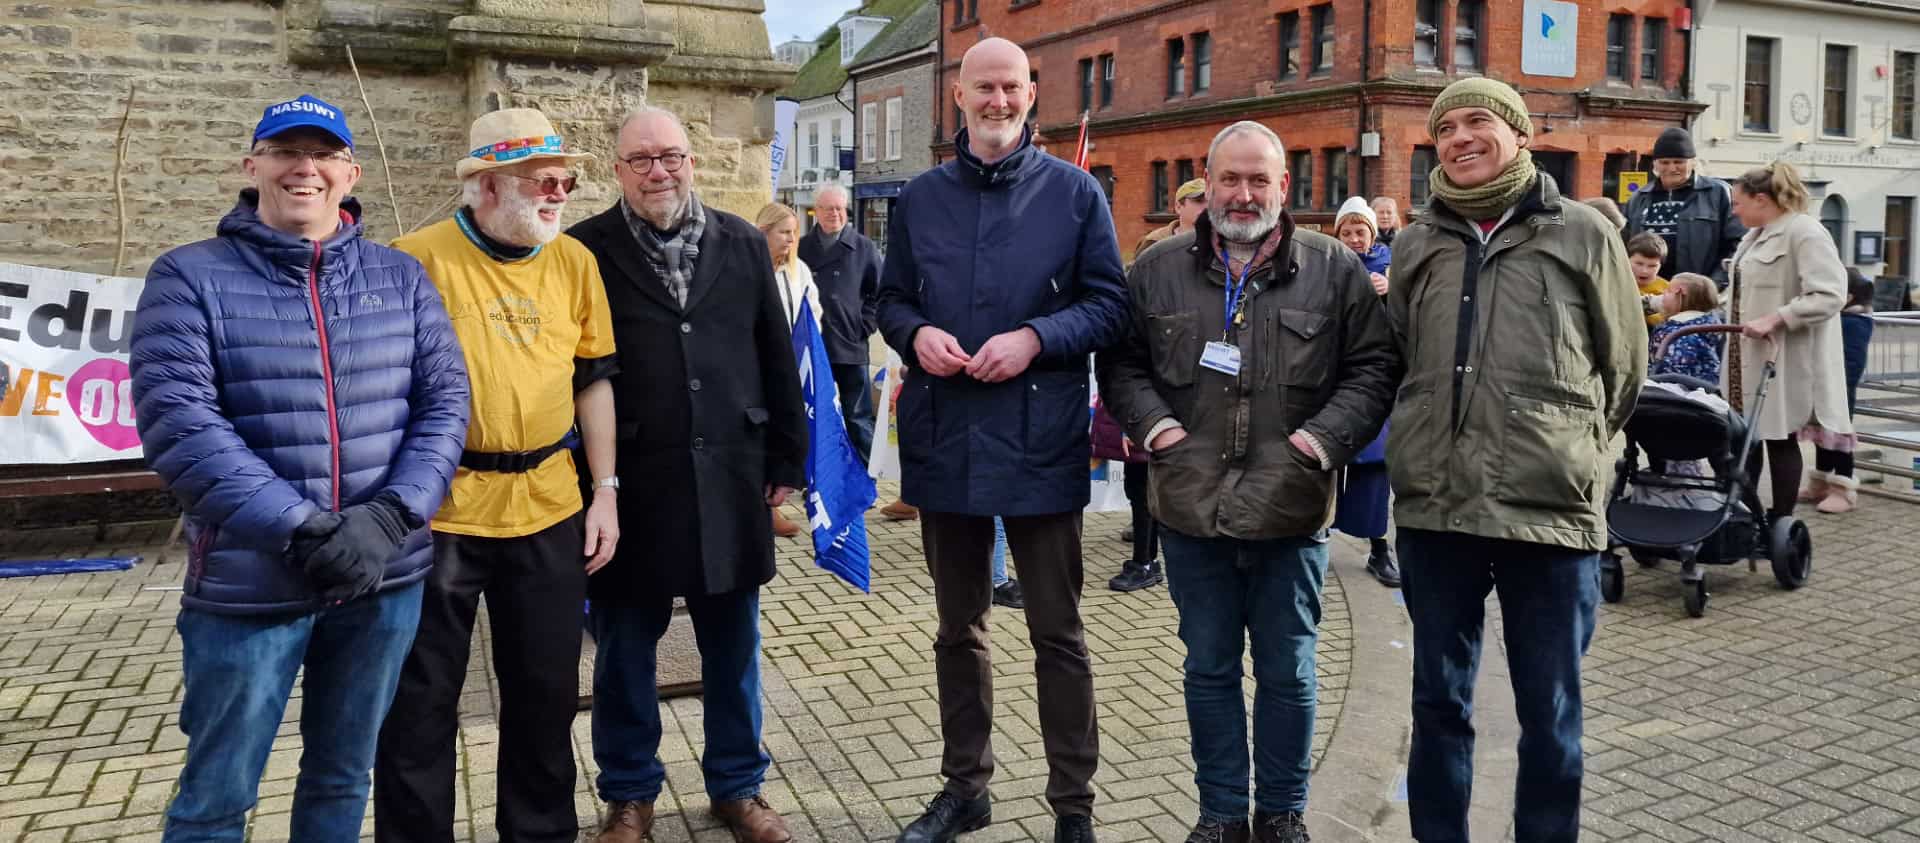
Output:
[566, 105, 807, 843]
[796, 182, 881, 462]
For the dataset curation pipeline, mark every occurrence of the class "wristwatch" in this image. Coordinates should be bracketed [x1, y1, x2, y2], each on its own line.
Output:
[594, 476, 620, 492]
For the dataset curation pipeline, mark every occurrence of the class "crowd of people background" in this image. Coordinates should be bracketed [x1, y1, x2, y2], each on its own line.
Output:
[122, 31, 1873, 843]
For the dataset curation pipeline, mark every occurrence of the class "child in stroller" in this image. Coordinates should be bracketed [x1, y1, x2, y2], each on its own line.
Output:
[1602, 323, 1813, 617]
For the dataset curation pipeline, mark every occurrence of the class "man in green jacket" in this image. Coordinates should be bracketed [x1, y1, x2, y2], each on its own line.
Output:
[1385, 79, 1646, 843]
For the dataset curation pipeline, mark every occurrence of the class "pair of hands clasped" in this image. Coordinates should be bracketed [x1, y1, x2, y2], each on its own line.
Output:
[291, 496, 412, 605]
[911, 325, 1043, 383]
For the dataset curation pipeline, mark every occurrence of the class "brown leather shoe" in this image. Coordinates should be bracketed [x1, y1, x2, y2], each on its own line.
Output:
[711, 795, 793, 843]
[771, 507, 802, 538]
[879, 499, 919, 521]
[595, 800, 654, 843]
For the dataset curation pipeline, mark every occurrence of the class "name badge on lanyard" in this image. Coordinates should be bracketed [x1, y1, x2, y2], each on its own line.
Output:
[1201, 248, 1253, 377]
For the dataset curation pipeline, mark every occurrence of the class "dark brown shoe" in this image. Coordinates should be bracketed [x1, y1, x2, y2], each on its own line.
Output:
[595, 800, 654, 843]
[712, 795, 794, 843]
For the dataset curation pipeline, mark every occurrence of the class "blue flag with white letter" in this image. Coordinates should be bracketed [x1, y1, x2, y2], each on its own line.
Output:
[791, 300, 876, 591]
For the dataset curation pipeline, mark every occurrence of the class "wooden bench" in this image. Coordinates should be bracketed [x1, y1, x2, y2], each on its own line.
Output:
[0, 460, 180, 542]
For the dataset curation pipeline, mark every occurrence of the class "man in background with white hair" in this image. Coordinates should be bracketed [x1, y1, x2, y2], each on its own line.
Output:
[375, 106, 622, 843]
[798, 181, 883, 464]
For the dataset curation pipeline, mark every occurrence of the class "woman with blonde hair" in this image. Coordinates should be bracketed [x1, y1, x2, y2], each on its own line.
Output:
[1725, 161, 1854, 516]
[756, 202, 819, 537]
[756, 202, 822, 332]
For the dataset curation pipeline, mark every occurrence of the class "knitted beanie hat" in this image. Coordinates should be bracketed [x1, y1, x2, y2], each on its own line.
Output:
[1333, 195, 1378, 239]
[1428, 77, 1533, 139]
[1652, 127, 1696, 159]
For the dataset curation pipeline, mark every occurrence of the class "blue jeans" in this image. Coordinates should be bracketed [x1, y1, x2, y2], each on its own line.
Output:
[163, 582, 424, 842]
[590, 588, 768, 803]
[990, 517, 1009, 586]
[1397, 528, 1599, 843]
[1162, 529, 1329, 820]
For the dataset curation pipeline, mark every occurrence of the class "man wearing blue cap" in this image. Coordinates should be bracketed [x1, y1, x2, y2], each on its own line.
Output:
[131, 93, 470, 841]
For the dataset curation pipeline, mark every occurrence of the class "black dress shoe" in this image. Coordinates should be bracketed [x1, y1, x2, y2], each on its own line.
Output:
[1365, 546, 1401, 589]
[896, 791, 990, 843]
[1054, 812, 1095, 843]
[1184, 817, 1251, 843]
[1108, 560, 1164, 592]
[992, 579, 1024, 609]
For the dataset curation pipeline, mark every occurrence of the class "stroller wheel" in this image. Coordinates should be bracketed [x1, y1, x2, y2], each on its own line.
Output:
[1683, 576, 1709, 618]
[1770, 516, 1813, 590]
[1600, 557, 1624, 603]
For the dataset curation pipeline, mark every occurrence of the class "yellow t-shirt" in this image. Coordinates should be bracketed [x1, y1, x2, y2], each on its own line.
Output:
[1639, 276, 1670, 326]
[393, 218, 616, 538]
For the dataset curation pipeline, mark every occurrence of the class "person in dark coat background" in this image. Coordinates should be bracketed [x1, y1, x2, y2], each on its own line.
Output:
[1625, 127, 1745, 287]
[567, 106, 807, 843]
[880, 37, 1129, 843]
[797, 182, 882, 462]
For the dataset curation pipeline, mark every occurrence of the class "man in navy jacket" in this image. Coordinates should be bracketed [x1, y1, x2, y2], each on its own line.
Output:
[879, 37, 1128, 843]
[796, 182, 882, 462]
[130, 95, 469, 841]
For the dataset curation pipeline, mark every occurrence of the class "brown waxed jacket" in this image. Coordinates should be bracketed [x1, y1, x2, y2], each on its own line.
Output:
[1097, 211, 1402, 540]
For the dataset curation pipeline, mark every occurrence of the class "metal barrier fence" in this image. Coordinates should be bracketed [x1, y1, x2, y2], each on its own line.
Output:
[1856, 312, 1920, 504]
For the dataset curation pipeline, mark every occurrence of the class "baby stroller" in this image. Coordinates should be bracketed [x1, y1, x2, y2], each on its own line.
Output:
[1601, 324, 1813, 617]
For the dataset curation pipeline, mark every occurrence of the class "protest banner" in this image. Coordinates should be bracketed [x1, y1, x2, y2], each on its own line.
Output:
[0, 263, 144, 465]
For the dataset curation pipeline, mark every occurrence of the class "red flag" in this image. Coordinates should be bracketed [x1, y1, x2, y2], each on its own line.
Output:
[1072, 111, 1090, 171]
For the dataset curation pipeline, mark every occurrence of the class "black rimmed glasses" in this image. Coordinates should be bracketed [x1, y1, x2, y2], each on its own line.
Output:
[620, 152, 688, 175]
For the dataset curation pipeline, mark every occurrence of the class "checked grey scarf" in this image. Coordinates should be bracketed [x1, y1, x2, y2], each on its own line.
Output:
[622, 193, 707, 308]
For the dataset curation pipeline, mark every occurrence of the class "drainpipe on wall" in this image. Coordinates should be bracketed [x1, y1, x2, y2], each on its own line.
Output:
[1683, 0, 1700, 127]
[1358, 0, 1373, 197]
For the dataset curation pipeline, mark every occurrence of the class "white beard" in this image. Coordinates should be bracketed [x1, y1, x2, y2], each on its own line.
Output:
[486, 187, 564, 247]
[1208, 202, 1280, 244]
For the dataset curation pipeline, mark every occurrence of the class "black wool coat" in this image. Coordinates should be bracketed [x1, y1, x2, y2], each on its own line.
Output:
[796, 227, 883, 365]
[568, 202, 807, 600]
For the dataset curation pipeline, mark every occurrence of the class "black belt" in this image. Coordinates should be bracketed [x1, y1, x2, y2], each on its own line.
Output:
[460, 437, 569, 473]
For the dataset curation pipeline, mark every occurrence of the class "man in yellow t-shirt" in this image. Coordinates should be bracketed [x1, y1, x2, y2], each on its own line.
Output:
[374, 108, 620, 843]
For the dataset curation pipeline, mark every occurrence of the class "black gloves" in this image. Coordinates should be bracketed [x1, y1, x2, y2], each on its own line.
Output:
[291, 495, 412, 604]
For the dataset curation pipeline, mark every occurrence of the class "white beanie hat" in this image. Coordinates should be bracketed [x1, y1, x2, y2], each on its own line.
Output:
[1334, 196, 1378, 239]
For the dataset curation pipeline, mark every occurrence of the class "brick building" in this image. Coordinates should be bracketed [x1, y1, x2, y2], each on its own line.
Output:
[935, 0, 1702, 254]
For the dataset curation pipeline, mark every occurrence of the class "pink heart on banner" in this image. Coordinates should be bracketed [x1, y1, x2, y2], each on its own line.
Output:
[64, 357, 142, 452]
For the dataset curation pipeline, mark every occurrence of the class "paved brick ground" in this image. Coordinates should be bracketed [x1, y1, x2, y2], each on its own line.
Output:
[6, 481, 1918, 842]
[0, 485, 1351, 843]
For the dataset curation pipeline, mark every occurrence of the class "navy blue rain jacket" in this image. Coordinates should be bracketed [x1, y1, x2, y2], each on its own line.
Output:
[130, 192, 470, 615]
[876, 127, 1129, 515]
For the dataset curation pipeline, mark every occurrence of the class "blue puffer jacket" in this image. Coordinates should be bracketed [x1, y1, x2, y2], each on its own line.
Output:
[131, 192, 470, 615]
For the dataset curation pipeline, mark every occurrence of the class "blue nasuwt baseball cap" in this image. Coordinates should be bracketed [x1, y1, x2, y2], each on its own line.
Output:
[252, 94, 354, 150]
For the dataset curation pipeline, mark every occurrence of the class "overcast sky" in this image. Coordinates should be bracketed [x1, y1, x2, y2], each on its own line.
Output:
[762, 0, 863, 46]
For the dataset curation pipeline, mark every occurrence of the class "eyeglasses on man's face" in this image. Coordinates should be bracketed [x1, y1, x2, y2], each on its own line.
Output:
[501, 173, 579, 196]
[619, 152, 689, 175]
[252, 145, 355, 167]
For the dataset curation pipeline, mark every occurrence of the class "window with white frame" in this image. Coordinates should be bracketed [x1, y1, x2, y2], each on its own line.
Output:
[885, 97, 902, 160]
[808, 122, 819, 169]
[861, 103, 877, 163]
[1824, 44, 1854, 137]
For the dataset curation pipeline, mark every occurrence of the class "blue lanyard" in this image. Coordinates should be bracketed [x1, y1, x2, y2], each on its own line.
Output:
[1219, 248, 1253, 340]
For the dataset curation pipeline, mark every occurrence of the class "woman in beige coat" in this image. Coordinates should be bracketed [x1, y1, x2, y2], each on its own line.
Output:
[1725, 161, 1853, 518]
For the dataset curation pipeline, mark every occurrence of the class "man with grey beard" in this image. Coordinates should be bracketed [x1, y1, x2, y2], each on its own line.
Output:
[1096, 121, 1399, 843]
[375, 107, 622, 843]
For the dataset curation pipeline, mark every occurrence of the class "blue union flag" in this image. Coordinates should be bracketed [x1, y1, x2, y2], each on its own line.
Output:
[790, 300, 877, 591]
